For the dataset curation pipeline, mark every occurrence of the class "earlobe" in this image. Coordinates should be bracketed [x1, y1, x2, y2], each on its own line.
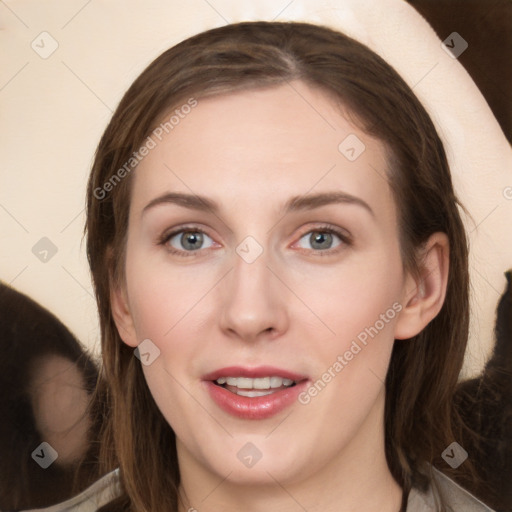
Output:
[110, 281, 139, 348]
[394, 232, 450, 340]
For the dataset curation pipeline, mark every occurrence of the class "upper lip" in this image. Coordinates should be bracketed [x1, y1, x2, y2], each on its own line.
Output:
[202, 365, 308, 382]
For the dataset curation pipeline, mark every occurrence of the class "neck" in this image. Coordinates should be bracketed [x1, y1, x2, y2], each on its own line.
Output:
[177, 390, 403, 512]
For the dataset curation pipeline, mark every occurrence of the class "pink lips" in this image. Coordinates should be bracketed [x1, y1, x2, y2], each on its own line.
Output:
[202, 366, 309, 420]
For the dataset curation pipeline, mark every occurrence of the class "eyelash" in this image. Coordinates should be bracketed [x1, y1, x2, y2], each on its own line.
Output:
[157, 224, 352, 258]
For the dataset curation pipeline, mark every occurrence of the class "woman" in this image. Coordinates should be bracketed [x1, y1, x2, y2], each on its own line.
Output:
[76, 21, 493, 511]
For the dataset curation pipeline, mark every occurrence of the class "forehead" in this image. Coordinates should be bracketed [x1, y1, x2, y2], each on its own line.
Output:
[132, 81, 394, 220]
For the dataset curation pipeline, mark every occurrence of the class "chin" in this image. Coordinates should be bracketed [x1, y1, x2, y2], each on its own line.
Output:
[198, 435, 316, 486]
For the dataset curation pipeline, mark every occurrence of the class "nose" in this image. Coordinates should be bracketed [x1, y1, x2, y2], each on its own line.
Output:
[219, 244, 289, 343]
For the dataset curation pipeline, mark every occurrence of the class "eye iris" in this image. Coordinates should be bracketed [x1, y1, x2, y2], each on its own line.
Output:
[310, 231, 332, 250]
[181, 231, 203, 250]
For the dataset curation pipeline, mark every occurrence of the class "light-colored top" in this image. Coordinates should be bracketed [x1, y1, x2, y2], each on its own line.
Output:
[408, 467, 495, 511]
[20, 466, 495, 512]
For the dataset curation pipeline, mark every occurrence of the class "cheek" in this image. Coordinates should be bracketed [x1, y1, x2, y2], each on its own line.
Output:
[297, 248, 404, 412]
[124, 248, 219, 342]
[123, 252, 216, 415]
[302, 250, 403, 344]
[296, 278, 402, 454]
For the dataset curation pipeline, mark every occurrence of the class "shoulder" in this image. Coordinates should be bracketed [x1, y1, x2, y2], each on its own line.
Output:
[19, 469, 121, 512]
[407, 467, 495, 512]
[19, 465, 494, 512]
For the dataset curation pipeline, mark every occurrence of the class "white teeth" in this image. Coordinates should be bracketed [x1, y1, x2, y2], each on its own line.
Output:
[270, 376, 283, 388]
[237, 377, 254, 389]
[253, 377, 270, 389]
[215, 376, 296, 389]
[236, 389, 274, 397]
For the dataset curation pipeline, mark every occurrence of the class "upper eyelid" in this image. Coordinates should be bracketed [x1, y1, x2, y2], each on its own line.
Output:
[161, 224, 212, 239]
[292, 223, 352, 244]
[296, 223, 349, 238]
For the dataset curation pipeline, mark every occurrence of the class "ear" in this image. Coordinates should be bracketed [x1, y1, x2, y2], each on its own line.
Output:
[110, 280, 139, 348]
[394, 232, 450, 340]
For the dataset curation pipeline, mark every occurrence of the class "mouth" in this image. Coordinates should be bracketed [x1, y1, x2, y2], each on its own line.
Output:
[213, 376, 297, 397]
[203, 366, 309, 420]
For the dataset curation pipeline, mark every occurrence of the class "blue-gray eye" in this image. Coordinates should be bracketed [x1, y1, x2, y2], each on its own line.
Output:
[168, 230, 214, 251]
[297, 230, 342, 251]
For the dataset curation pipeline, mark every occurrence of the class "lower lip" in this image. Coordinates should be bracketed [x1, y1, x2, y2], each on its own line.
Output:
[204, 380, 309, 420]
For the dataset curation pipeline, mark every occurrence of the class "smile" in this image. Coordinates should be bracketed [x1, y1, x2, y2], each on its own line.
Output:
[203, 366, 308, 419]
[214, 376, 296, 397]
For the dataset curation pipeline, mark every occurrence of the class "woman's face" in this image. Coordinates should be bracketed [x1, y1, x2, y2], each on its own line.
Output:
[114, 81, 415, 489]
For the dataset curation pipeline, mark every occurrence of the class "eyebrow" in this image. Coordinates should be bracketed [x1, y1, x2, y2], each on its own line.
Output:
[142, 191, 375, 218]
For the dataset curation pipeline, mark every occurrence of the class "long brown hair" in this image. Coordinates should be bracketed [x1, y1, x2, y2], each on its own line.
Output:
[84, 21, 472, 511]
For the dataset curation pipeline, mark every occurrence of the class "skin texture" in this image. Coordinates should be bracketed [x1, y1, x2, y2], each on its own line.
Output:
[111, 81, 449, 512]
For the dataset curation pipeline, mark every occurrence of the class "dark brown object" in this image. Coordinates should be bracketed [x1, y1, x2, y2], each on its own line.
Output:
[0, 282, 101, 510]
[453, 271, 512, 511]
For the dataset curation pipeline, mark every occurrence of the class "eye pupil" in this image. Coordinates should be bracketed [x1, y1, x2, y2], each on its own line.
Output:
[181, 231, 203, 250]
[310, 231, 333, 250]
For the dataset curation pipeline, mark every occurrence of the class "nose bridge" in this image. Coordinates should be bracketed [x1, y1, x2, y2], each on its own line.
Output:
[232, 240, 270, 298]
